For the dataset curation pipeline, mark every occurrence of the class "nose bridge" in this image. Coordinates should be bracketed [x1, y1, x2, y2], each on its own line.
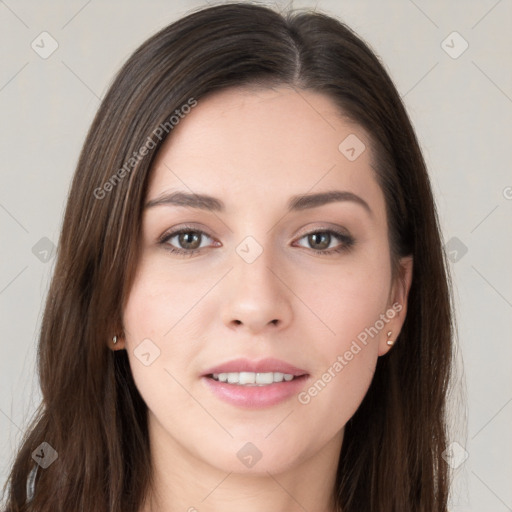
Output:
[233, 232, 281, 300]
[220, 230, 292, 332]
[229, 209, 279, 284]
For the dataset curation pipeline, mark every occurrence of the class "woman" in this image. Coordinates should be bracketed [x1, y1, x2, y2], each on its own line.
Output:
[2, 2, 455, 511]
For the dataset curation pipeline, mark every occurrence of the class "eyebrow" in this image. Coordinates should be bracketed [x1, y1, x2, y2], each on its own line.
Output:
[145, 190, 372, 216]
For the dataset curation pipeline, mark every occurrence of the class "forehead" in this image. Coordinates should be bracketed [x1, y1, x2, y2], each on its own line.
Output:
[147, 86, 383, 215]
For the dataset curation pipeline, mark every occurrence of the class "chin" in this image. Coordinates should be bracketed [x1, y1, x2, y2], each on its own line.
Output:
[196, 433, 310, 475]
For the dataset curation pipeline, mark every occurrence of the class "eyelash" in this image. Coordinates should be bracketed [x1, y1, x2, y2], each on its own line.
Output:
[158, 224, 355, 258]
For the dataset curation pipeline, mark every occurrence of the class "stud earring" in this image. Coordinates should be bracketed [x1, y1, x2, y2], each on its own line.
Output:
[386, 331, 394, 347]
[112, 335, 118, 345]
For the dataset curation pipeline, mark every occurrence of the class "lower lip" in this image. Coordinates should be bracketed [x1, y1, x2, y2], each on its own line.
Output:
[201, 375, 309, 409]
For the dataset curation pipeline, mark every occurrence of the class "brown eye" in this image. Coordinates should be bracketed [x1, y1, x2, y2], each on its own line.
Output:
[159, 227, 216, 256]
[177, 231, 202, 250]
[307, 232, 331, 250]
[295, 229, 355, 255]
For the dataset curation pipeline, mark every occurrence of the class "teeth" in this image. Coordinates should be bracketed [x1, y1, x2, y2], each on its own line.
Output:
[239, 372, 256, 384]
[211, 371, 298, 385]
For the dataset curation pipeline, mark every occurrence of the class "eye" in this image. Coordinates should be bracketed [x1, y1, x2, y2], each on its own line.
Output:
[158, 226, 218, 257]
[294, 229, 355, 255]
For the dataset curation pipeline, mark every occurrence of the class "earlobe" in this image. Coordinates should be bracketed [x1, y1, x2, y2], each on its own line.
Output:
[110, 333, 125, 351]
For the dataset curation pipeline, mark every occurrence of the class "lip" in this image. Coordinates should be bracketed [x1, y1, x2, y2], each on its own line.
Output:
[201, 357, 308, 377]
[201, 358, 310, 409]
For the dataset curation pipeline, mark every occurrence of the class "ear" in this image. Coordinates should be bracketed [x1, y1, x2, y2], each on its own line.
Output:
[378, 255, 413, 356]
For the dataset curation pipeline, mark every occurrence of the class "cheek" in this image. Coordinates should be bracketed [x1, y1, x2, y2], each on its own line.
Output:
[300, 250, 392, 342]
[122, 263, 176, 405]
[124, 293, 165, 342]
[122, 258, 210, 417]
[292, 252, 391, 431]
[123, 256, 201, 340]
[295, 345, 377, 448]
[295, 289, 386, 442]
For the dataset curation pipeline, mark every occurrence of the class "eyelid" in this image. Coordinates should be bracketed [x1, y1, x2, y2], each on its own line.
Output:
[157, 224, 218, 245]
[158, 221, 212, 237]
[294, 223, 352, 238]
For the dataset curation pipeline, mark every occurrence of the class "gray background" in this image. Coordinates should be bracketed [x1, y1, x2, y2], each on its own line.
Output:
[1, 0, 511, 510]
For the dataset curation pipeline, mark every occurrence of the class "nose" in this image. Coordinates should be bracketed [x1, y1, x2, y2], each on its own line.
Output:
[220, 242, 293, 335]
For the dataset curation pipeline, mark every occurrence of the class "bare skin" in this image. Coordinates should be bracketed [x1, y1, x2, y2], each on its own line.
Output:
[114, 85, 413, 512]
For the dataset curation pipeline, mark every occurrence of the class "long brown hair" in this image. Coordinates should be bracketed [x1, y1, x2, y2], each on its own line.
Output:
[2, 2, 455, 511]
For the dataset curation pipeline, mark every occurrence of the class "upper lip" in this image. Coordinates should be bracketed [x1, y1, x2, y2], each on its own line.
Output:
[202, 358, 308, 377]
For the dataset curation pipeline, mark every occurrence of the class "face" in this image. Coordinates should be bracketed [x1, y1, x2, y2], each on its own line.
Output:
[120, 86, 412, 475]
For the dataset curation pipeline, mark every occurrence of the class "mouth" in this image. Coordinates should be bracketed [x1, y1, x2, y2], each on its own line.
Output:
[206, 371, 307, 386]
[200, 358, 309, 408]
[201, 357, 309, 383]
